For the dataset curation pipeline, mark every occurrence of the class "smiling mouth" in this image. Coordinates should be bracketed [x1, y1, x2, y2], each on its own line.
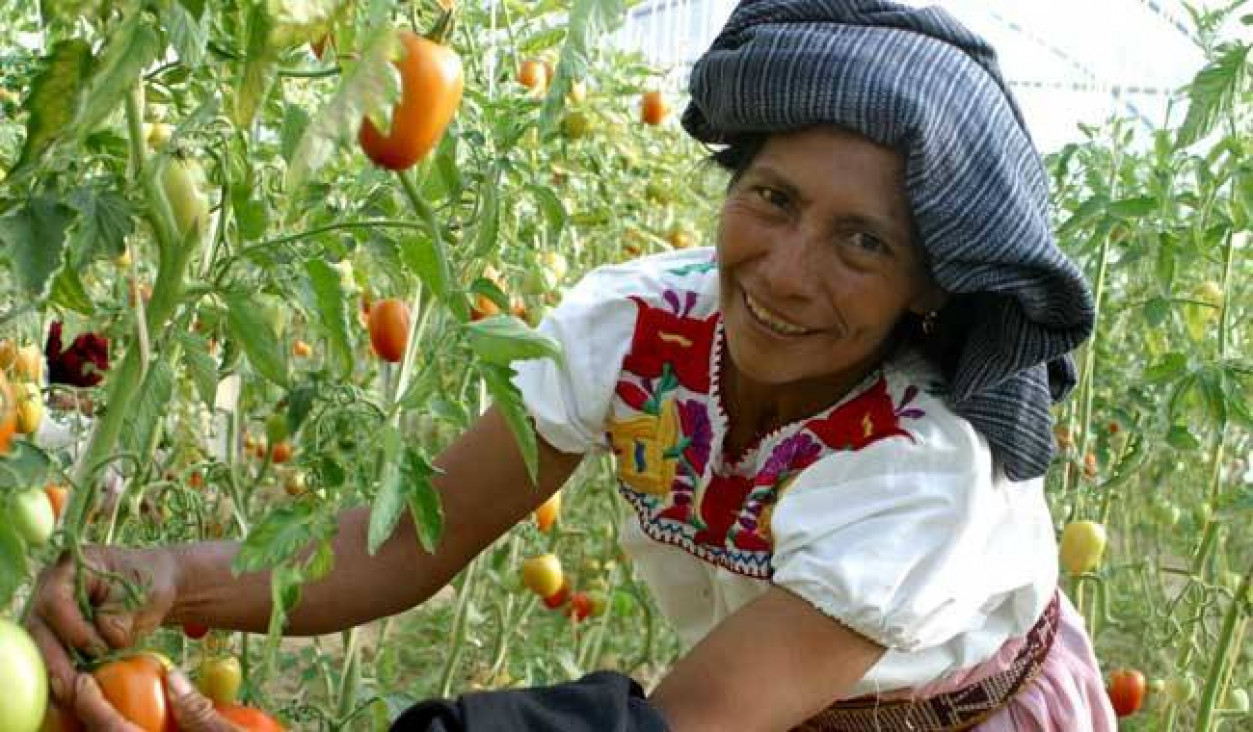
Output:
[742, 290, 816, 337]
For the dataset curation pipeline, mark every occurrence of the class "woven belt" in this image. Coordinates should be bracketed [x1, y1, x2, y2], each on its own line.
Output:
[795, 591, 1062, 732]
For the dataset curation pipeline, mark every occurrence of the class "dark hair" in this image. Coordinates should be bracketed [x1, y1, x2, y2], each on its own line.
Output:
[706, 131, 970, 386]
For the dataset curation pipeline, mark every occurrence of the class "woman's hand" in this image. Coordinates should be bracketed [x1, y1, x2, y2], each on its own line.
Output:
[74, 669, 241, 732]
[26, 546, 181, 706]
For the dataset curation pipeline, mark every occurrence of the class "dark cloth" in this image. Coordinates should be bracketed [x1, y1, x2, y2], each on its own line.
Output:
[682, 0, 1095, 481]
[391, 671, 671, 732]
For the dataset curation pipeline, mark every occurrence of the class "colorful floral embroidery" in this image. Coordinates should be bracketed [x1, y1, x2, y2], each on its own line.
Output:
[607, 286, 927, 579]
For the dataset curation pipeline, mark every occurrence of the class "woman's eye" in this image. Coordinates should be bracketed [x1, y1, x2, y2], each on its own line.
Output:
[754, 187, 788, 208]
[845, 232, 888, 255]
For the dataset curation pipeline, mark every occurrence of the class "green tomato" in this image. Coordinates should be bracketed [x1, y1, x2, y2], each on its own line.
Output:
[266, 413, 290, 445]
[12, 489, 54, 547]
[160, 155, 209, 239]
[1164, 675, 1196, 704]
[0, 619, 48, 732]
[1227, 688, 1249, 713]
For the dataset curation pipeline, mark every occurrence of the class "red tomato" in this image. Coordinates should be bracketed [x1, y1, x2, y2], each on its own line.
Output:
[566, 591, 592, 621]
[92, 655, 174, 732]
[358, 30, 464, 171]
[367, 298, 411, 363]
[215, 704, 285, 732]
[182, 622, 210, 640]
[542, 582, 570, 610]
[1108, 668, 1146, 717]
[270, 441, 293, 464]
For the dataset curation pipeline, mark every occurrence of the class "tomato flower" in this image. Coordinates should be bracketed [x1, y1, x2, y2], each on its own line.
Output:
[45, 321, 110, 387]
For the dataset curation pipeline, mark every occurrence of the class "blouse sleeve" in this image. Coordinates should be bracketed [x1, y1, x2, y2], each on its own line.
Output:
[508, 263, 643, 455]
[770, 405, 1058, 653]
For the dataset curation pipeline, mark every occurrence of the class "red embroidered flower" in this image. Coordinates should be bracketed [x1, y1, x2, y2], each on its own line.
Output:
[622, 296, 717, 394]
[694, 473, 754, 548]
[46, 321, 110, 387]
[806, 376, 912, 452]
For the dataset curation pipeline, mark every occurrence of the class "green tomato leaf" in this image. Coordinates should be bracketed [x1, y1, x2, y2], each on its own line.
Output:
[1144, 352, 1189, 383]
[472, 168, 501, 257]
[285, 24, 399, 191]
[232, 3, 280, 129]
[529, 184, 567, 242]
[75, 12, 162, 136]
[165, 0, 210, 68]
[1178, 42, 1251, 148]
[225, 292, 290, 387]
[465, 315, 563, 367]
[0, 520, 28, 609]
[1106, 196, 1158, 219]
[0, 197, 74, 299]
[49, 266, 96, 316]
[176, 331, 220, 410]
[305, 259, 354, 378]
[234, 502, 333, 574]
[480, 362, 540, 485]
[367, 427, 405, 556]
[403, 448, 442, 554]
[280, 103, 312, 163]
[0, 442, 52, 492]
[70, 188, 135, 262]
[1165, 424, 1202, 451]
[7, 39, 92, 181]
[398, 234, 451, 303]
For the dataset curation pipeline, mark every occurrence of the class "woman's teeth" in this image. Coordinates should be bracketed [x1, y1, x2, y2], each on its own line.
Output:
[744, 292, 813, 336]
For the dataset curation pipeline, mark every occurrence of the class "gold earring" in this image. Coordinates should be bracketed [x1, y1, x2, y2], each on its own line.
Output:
[921, 311, 939, 336]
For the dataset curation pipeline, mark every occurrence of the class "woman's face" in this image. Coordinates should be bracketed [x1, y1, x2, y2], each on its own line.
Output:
[717, 126, 942, 390]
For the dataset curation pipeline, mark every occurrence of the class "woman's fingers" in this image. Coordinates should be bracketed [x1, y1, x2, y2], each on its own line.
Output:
[33, 556, 112, 657]
[167, 670, 242, 732]
[74, 675, 143, 732]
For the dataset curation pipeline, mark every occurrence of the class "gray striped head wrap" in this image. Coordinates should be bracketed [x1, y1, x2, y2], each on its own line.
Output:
[682, 0, 1094, 481]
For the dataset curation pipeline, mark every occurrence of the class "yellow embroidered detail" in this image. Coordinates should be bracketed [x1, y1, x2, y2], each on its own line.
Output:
[657, 332, 693, 348]
[861, 412, 874, 439]
[609, 399, 681, 496]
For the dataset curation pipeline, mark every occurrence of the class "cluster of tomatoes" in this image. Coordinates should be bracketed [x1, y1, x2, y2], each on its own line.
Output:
[517, 493, 609, 623]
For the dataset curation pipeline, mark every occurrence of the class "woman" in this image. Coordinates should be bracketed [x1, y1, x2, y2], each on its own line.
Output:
[29, 1, 1117, 729]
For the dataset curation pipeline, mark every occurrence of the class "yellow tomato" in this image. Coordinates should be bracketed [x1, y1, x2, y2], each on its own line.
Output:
[1059, 520, 1107, 575]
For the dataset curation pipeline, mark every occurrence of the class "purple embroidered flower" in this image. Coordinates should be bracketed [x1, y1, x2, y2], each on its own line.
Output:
[677, 399, 713, 474]
[760, 433, 821, 483]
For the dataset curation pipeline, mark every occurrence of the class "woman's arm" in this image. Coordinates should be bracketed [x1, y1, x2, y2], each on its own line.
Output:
[31, 406, 583, 703]
[166, 406, 583, 634]
[649, 586, 885, 732]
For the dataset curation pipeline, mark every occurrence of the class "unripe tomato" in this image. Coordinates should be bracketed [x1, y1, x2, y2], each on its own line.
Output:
[44, 485, 69, 522]
[533, 492, 561, 533]
[566, 80, 587, 104]
[197, 655, 242, 706]
[586, 590, 608, 618]
[215, 704, 285, 732]
[115, 248, 133, 268]
[566, 591, 593, 621]
[1228, 688, 1250, 713]
[359, 30, 464, 171]
[1108, 668, 1146, 717]
[640, 90, 668, 126]
[1197, 280, 1224, 306]
[283, 469, 308, 496]
[1163, 674, 1196, 703]
[368, 298, 411, 363]
[0, 372, 15, 454]
[144, 122, 173, 150]
[14, 345, 42, 382]
[1082, 452, 1098, 479]
[265, 413, 290, 445]
[161, 155, 209, 239]
[0, 619, 48, 732]
[521, 554, 563, 598]
[13, 488, 55, 546]
[517, 59, 548, 92]
[668, 228, 696, 250]
[16, 382, 42, 435]
[1059, 520, 1107, 575]
[562, 110, 593, 139]
[92, 654, 174, 732]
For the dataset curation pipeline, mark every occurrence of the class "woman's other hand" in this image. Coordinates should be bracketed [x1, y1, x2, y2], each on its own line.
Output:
[27, 546, 181, 707]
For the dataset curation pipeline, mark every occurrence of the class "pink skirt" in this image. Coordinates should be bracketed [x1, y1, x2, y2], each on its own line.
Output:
[974, 593, 1117, 730]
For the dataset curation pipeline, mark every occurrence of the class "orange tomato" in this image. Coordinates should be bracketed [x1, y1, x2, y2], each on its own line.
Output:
[470, 293, 501, 321]
[534, 492, 561, 533]
[44, 484, 68, 522]
[640, 90, 668, 126]
[358, 30, 464, 171]
[215, 704, 285, 732]
[517, 59, 548, 92]
[367, 298, 411, 363]
[0, 371, 17, 455]
[291, 340, 313, 358]
[92, 654, 174, 732]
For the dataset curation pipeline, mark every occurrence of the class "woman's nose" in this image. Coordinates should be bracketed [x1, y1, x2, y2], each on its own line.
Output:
[758, 227, 822, 300]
